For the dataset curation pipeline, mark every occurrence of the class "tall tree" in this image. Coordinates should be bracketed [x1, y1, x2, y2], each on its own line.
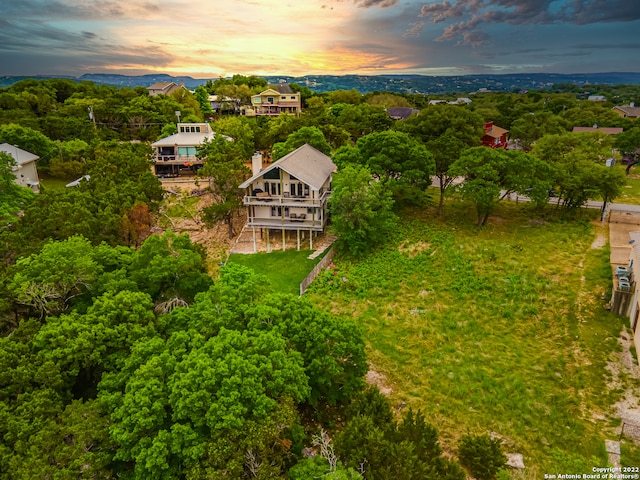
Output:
[532, 132, 625, 210]
[329, 165, 397, 256]
[449, 147, 552, 226]
[509, 111, 568, 151]
[199, 118, 252, 238]
[398, 105, 484, 214]
[271, 126, 331, 160]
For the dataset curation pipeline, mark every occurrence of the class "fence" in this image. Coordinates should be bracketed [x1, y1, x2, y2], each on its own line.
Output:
[299, 246, 337, 296]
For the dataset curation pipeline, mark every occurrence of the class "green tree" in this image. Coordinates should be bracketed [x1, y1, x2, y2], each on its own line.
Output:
[398, 105, 484, 214]
[366, 92, 412, 108]
[0, 123, 57, 170]
[329, 165, 397, 256]
[0, 152, 35, 227]
[8, 235, 100, 317]
[328, 103, 393, 141]
[509, 111, 568, 151]
[245, 293, 368, 406]
[532, 132, 625, 209]
[198, 118, 253, 238]
[354, 130, 435, 205]
[272, 126, 331, 160]
[193, 85, 213, 116]
[457, 433, 506, 480]
[449, 147, 552, 226]
[616, 127, 640, 172]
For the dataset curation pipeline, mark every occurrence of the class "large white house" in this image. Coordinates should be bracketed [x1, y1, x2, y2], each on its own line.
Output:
[1, 143, 40, 192]
[238, 144, 335, 251]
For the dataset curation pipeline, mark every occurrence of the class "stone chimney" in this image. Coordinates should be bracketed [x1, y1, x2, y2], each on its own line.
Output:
[251, 152, 263, 176]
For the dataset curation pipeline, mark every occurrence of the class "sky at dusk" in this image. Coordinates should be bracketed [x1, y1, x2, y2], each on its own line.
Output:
[1, 0, 639, 78]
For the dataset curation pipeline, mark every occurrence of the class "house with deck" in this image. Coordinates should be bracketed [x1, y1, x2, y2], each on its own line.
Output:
[1, 143, 40, 192]
[245, 85, 301, 117]
[482, 121, 509, 149]
[238, 144, 335, 251]
[150, 123, 215, 177]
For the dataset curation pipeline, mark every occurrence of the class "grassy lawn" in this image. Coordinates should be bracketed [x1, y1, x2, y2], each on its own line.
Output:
[38, 172, 74, 191]
[619, 164, 640, 204]
[228, 249, 323, 295]
[306, 200, 633, 474]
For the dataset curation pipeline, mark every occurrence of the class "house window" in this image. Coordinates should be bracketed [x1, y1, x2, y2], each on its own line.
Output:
[177, 146, 197, 156]
[265, 181, 281, 195]
[281, 96, 286, 100]
[267, 97, 274, 104]
[263, 168, 280, 180]
[291, 96, 296, 100]
[270, 206, 283, 217]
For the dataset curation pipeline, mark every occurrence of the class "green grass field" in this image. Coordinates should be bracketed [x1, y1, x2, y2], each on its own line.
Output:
[306, 200, 636, 473]
[619, 164, 640, 205]
[228, 249, 322, 295]
[38, 173, 73, 191]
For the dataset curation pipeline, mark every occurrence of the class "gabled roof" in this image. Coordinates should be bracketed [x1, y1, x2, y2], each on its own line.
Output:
[253, 88, 282, 97]
[276, 85, 294, 94]
[388, 108, 419, 120]
[483, 122, 508, 138]
[613, 105, 640, 117]
[572, 126, 623, 135]
[239, 144, 335, 190]
[0, 143, 38, 166]
[148, 81, 179, 91]
[151, 124, 216, 147]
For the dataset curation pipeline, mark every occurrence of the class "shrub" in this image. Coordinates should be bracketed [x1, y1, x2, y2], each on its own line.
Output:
[458, 433, 507, 480]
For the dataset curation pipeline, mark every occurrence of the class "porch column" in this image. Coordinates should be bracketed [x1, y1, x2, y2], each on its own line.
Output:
[266, 229, 270, 253]
[252, 226, 256, 253]
[309, 230, 313, 250]
[282, 229, 286, 251]
[297, 229, 300, 251]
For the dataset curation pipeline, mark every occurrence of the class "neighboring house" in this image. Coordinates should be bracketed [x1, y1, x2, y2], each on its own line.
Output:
[208, 95, 241, 114]
[572, 126, 624, 135]
[147, 81, 182, 96]
[150, 123, 215, 177]
[588, 95, 607, 102]
[245, 85, 301, 117]
[387, 108, 419, 120]
[238, 144, 335, 251]
[1, 143, 40, 192]
[428, 98, 472, 106]
[481, 122, 509, 149]
[612, 103, 640, 119]
[615, 230, 640, 361]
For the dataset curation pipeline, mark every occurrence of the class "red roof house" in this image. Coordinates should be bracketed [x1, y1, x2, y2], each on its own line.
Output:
[482, 122, 509, 149]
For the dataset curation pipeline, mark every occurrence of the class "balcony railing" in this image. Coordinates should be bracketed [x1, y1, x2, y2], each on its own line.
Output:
[245, 216, 326, 231]
[154, 155, 202, 164]
[244, 191, 330, 206]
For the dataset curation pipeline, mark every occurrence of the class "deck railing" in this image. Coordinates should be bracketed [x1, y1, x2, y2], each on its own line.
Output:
[244, 190, 330, 206]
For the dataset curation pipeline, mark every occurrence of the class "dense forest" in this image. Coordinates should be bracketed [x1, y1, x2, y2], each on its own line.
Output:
[2, 76, 640, 479]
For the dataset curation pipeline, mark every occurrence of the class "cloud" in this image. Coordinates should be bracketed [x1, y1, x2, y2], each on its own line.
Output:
[355, 0, 399, 7]
[1, 0, 163, 21]
[326, 0, 400, 8]
[418, 0, 640, 45]
[403, 21, 426, 37]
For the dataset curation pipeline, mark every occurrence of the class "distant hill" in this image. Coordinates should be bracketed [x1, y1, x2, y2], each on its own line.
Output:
[1, 72, 639, 95]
